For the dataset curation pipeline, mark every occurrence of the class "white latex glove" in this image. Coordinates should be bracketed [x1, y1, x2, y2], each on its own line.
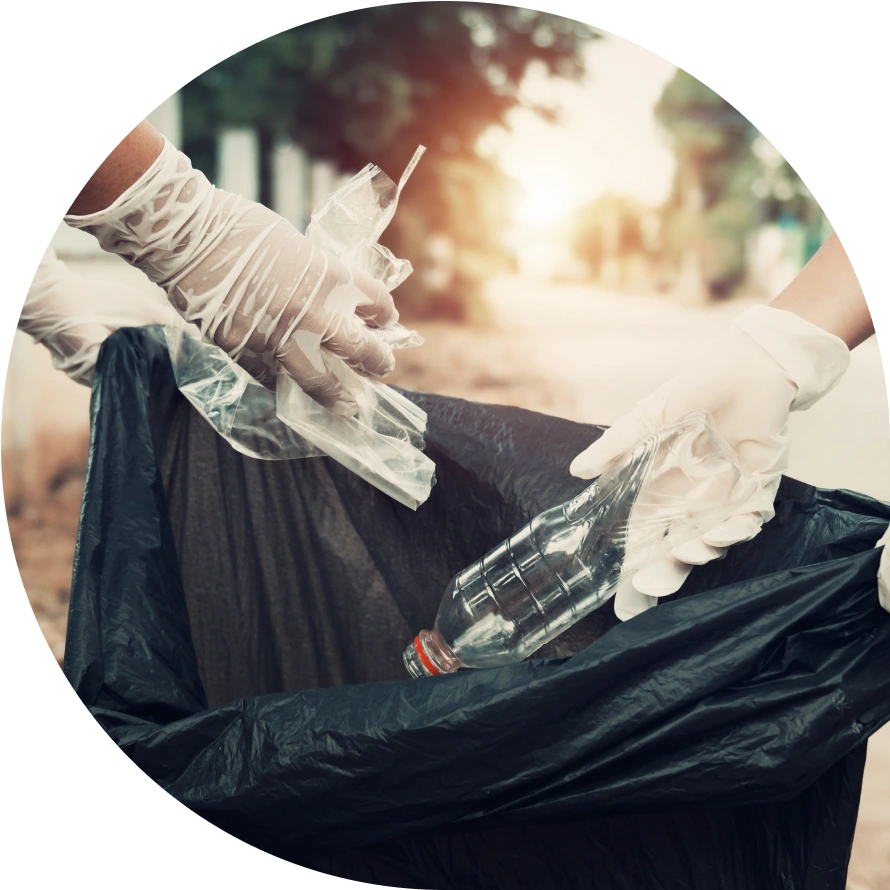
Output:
[64, 138, 397, 415]
[878, 525, 890, 612]
[570, 305, 851, 620]
[19, 247, 180, 386]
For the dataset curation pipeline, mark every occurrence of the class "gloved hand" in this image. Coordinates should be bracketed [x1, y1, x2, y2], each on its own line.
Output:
[878, 524, 890, 612]
[19, 247, 180, 386]
[570, 305, 851, 620]
[64, 138, 397, 415]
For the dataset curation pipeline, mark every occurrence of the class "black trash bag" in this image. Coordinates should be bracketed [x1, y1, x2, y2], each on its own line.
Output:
[65, 327, 890, 890]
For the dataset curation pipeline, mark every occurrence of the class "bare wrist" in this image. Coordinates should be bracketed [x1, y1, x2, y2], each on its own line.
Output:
[68, 121, 165, 216]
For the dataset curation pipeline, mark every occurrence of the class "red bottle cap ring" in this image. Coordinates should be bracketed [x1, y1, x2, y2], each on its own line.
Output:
[413, 633, 441, 676]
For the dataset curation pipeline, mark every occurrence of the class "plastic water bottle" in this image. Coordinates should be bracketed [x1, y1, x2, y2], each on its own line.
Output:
[403, 411, 753, 677]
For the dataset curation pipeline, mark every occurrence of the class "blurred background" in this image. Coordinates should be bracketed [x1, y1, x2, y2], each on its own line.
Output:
[3, 5, 888, 885]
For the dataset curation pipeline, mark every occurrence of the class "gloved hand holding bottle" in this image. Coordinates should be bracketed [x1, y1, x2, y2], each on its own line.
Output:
[63, 122, 398, 415]
[570, 233, 882, 620]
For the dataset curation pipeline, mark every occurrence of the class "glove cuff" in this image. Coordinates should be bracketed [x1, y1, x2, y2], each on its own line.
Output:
[62, 138, 226, 292]
[733, 305, 850, 411]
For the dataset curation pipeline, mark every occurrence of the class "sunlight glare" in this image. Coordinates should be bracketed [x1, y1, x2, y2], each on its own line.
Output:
[515, 182, 574, 227]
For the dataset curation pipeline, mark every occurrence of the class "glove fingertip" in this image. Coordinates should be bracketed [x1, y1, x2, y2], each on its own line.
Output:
[352, 269, 399, 327]
[613, 577, 657, 622]
[632, 557, 693, 596]
[671, 538, 726, 566]
[569, 431, 625, 479]
[569, 453, 607, 480]
[701, 514, 763, 548]
[332, 397, 359, 418]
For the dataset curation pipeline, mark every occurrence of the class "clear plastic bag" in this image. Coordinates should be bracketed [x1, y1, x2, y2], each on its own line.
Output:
[164, 146, 436, 510]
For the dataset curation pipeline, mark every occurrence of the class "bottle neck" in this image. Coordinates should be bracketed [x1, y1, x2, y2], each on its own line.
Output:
[403, 628, 461, 677]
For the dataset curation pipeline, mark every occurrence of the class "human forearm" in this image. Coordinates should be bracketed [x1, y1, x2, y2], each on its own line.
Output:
[769, 232, 873, 349]
[68, 122, 164, 215]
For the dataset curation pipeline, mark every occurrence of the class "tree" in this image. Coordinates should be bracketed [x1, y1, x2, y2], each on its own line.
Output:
[654, 70, 758, 300]
[751, 136, 830, 262]
[654, 69, 826, 300]
[181, 3, 599, 318]
[571, 193, 651, 289]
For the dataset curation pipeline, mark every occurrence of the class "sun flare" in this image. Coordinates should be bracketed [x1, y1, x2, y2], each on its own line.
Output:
[514, 182, 574, 227]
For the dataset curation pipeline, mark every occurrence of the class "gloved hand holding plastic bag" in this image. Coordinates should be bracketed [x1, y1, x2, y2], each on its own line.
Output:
[63, 129, 433, 507]
[64, 138, 404, 412]
[268, 145, 433, 506]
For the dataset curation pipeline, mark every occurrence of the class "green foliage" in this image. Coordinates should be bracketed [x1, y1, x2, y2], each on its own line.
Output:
[654, 70, 752, 168]
[181, 3, 599, 318]
[754, 139, 831, 263]
[654, 69, 827, 298]
[654, 70, 756, 295]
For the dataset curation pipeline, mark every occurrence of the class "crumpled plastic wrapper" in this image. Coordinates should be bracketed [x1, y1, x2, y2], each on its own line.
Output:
[165, 146, 435, 510]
